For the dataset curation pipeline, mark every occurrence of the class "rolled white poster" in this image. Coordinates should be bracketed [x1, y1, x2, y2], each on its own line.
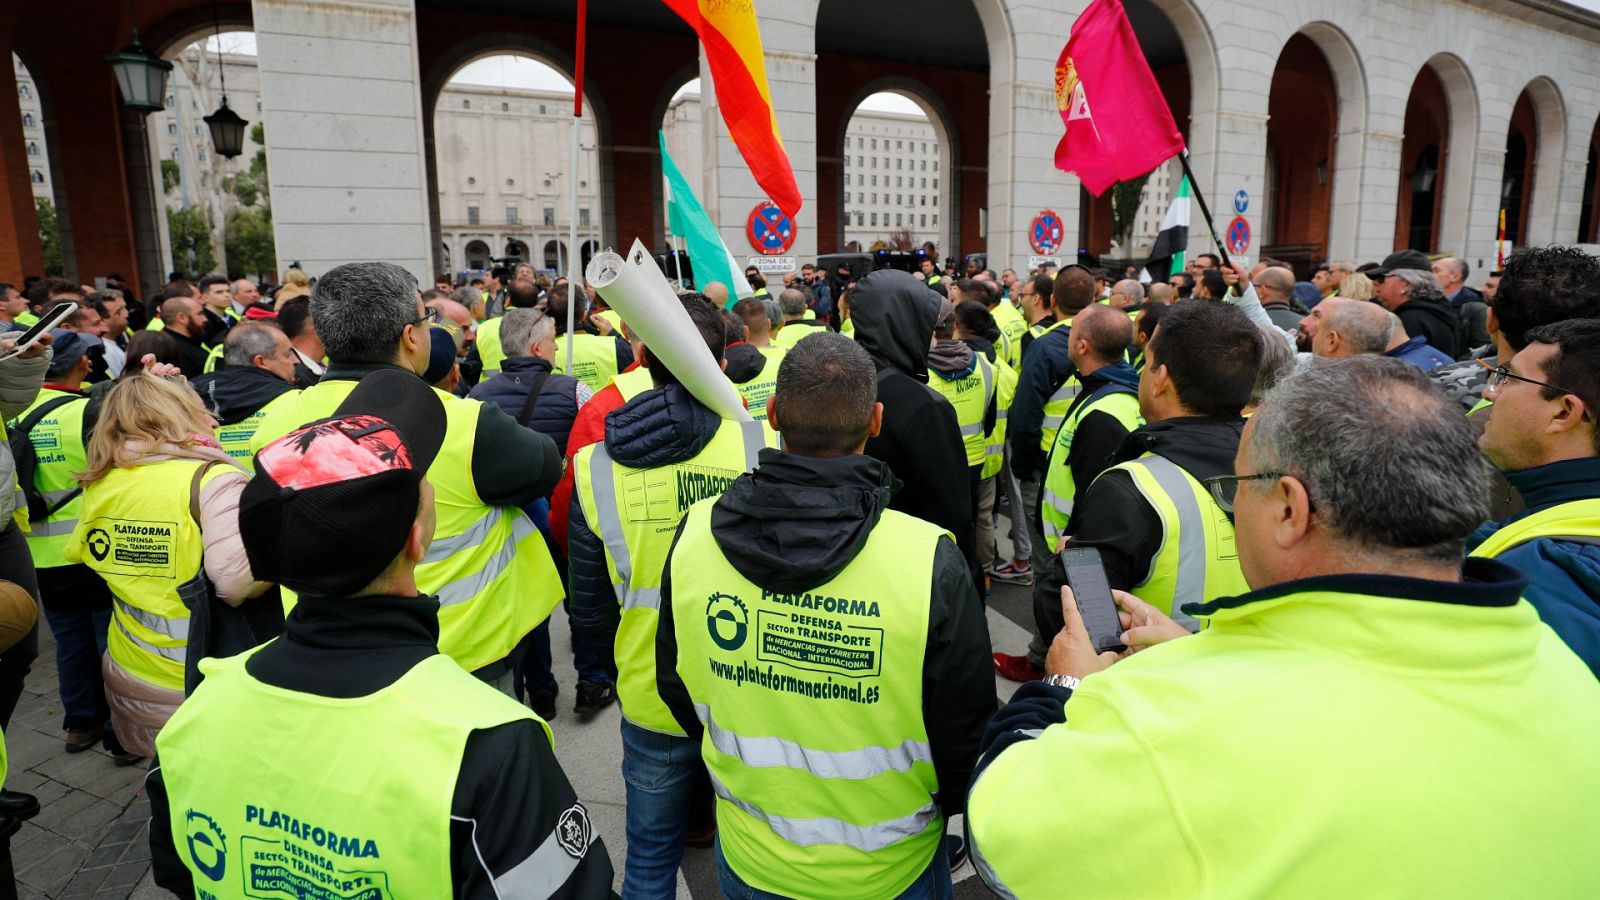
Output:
[587, 240, 754, 423]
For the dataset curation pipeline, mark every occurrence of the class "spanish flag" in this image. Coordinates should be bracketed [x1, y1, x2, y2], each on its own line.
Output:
[664, 0, 802, 218]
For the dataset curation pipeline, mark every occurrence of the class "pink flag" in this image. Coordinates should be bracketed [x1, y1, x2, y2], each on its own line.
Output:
[1053, 0, 1185, 196]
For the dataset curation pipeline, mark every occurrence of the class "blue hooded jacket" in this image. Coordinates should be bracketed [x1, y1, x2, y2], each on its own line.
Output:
[1468, 456, 1600, 678]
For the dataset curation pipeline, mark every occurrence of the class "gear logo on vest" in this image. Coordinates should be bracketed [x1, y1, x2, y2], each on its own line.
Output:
[555, 804, 592, 859]
[85, 527, 111, 562]
[184, 809, 227, 882]
[706, 593, 748, 651]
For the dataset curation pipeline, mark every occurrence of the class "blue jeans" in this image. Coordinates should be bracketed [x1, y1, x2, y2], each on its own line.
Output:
[620, 719, 701, 899]
[521, 605, 610, 694]
[42, 605, 112, 731]
[715, 833, 952, 899]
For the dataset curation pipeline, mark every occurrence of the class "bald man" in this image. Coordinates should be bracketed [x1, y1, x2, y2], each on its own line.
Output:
[1311, 298, 1392, 359]
[1146, 283, 1175, 305]
[1254, 267, 1303, 332]
[702, 282, 730, 308]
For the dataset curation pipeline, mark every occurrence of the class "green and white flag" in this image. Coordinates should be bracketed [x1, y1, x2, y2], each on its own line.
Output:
[660, 130, 751, 307]
[1143, 173, 1190, 280]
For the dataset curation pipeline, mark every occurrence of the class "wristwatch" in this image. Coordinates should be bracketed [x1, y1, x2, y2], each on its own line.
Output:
[1043, 674, 1081, 691]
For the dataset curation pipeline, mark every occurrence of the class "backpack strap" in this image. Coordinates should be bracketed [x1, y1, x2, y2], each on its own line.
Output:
[189, 459, 229, 525]
[13, 395, 80, 439]
[515, 373, 551, 427]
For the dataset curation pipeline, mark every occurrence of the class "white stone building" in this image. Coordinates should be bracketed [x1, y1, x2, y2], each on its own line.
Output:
[840, 109, 941, 250]
[13, 56, 50, 204]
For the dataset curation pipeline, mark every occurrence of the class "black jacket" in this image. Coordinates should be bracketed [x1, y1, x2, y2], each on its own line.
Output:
[191, 365, 295, 426]
[723, 342, 772, 391]
[147, 594, 615, 898]
[1042, 417, 1243, 639]
[467, 356, 585, 457]
[322, 362, 562, 510]
[655, 450, 995, 817]
[568, 383, 723, 674]
[1396, 295, 1465, 360]
[1448, 285, 1493, 350]
[170, 328, 211, 380]
[1010, 319, 1076, 476]
[849, 270, 977, 574]
[1058, 362, 1142, 515]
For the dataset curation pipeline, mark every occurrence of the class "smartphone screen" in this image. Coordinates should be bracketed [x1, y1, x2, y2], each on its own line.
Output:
[0, 302, 76, 362]
[1060, 547, 1126, 654]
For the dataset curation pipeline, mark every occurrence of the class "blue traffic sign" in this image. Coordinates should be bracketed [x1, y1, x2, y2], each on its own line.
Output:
[1233, 190, 1249, 214]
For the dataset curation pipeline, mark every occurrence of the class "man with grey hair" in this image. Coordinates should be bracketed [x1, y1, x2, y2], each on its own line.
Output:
[1145, 282, 1175, 305]
[190, 322, 299, 466]
[1107, 279, 1144, 311]
[1372, 249, 1464, 358]
[968, 355, 1600, 897]
[656, 332, 992, 897]
[1432, 255, 1492, 349]
[251, 262, 566, 688]
[769, 286, 826, 350]
[1310, 297, 1392, 359]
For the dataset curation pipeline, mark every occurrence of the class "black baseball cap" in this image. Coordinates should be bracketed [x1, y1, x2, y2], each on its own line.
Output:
[1368, 249, 1432, 278]
[239, 369, 446, 597]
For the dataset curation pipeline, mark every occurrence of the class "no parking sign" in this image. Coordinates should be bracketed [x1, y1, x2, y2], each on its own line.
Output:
[747, 201, 796, 256]
[1226, 216, 1252, 256]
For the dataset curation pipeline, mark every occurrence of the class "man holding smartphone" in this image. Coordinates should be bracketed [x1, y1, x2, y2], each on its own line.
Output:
[966, 357, 1600, 897]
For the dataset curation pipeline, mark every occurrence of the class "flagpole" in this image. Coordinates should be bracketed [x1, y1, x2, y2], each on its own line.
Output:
[1178, 150, 1230, 268]
[567, 0, 588, 375]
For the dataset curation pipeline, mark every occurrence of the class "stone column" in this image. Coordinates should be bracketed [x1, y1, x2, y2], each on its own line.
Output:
[0, 49, 43, 282]
[251, 0, 433, 281]
[702, 0, 817, 274]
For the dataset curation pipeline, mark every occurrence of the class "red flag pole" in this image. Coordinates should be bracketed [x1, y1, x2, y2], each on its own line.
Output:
[1178, 150, 1229, 268]
[566, 0, 587, 374]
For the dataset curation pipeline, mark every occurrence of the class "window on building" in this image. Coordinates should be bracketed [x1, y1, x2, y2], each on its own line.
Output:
[870, 158, 876, 169]
[579, 208, 590, 227]
[26, 142, 36, 155]
[920, 214, 927, 227]
[18, 85, 29, 99]
[463, 99, 470, 109]
[30, 170, 43, 184]
[856, 192, 863, 203]
[896, 141, 902, 151]
[539, 104, 547, 114]
[506, 178, 514, 186]
[501, 102, 509, 112]
[870, 213, 877, 226]
[166, 95, 174, 108]
[933, 214, 938, 225]
[543, 207, 555, 226]
[921, 178, 927, 188]
[896, 177, 902, 188]
[895, 194, 902, 205]
[22, 113, 33, 127]
[467, 177, 476, 185]
[896, 214, 903, 227]
[506, 206, 519, 225]
[896, 158, 903, 170]
[871, 193, 877, 204]
[167, 122, 177, 134]
[870, 176, 877, 187]
[920, 160, 926, 171]
[933, 161, 939, 172]
[921, 142, 927, 153]
[871, 138, 877, 150]
[855, 175, 863, 186]
[933, 179, 938, 190]
[467, 205, 480, 225]
[844, 156, 850, 167]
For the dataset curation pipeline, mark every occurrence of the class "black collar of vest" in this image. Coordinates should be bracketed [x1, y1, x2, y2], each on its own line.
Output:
[1182, 557, 1526, 619]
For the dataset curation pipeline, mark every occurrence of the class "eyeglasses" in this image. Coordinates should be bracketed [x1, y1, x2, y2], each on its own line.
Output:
[1017, 290, 1037, 300]
[415, 306, 440, 328]
[1477, 359, 1574, 397]
[1202, 472, 1284, 513]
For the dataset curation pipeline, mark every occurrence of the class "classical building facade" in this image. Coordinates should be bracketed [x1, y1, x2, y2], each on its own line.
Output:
[13, 56, 50, 204]
[6, 0, 1600, 294]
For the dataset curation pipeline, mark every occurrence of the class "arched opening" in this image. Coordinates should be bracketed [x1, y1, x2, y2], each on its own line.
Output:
[426, 51, 604, 279]
[464, 239, 490, 270]
[659, 77, 702, 257]
[542, 238, 566, 271]
[12, 52, 65, 276]
[1076, 0, 1192, 267]
[440, 243, 453, 273]
[839, 91, 949, 257]
[1264, 31, 1341, 265]
[581, 239, 598, 271]
[1395, 63, 1450, 253]
[145, 29, 271, 281]
[505, 239, 529, 262]
[815, 0, 989, 260]
[1580, 115, 1600, 244]
[1501, 91, 1538, 247]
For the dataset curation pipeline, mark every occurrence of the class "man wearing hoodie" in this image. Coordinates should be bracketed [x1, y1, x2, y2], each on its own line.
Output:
[725, 298, 785, 409]
[569, 293, 775, 898]
[1471, 318, 1600, 676]
[1372, 250, 1464, 359]
[1058, 301, 1262, 627]
[849, 269, 979, 592]
[191, 322, 299, 466]
[656, 332, 994, 899]
[928, 298, 1000, 559]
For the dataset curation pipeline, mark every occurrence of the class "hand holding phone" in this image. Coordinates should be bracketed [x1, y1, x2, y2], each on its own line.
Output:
[0, 303, 74, 363]
[1061, 547, 1126, 654]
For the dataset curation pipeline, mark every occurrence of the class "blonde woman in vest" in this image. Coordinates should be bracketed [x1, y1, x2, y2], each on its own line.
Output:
[67, 370, 267, 758]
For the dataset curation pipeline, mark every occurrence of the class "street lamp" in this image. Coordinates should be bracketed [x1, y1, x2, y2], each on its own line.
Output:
[106, 15, 172, 114]
[202, 2, 248, 159]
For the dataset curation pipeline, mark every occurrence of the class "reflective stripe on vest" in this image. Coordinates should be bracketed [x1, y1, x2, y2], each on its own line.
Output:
[156, 652, 553, 897]
[981, 360, 1018, 480]
[1115, 454, 1248, 627]
[1040, 387, 1141, 545]
[577, 416, 771, 734]
[671, 501, 946, 898]
[1035, 317, 1078, 452]
[11, 391, 88, 567]
[1471, 499, 1600, 558]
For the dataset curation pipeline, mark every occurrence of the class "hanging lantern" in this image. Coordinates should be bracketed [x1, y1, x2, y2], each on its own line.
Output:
[204, 97, 247, 159]
[105, 29, 172, 113]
